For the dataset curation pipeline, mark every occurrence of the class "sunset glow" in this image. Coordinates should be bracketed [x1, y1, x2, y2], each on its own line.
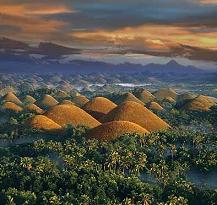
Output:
[0, 0, 216, 63]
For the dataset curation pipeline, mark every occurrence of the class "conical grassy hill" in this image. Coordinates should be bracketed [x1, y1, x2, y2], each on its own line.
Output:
[116, 92, 144, 105]
[2, 92, 22, 105]
[101, 101, 170, 132]
[27, 115, 62, 132]
[83, 97, 117, 120]
[87, 121, 149, 141]
[153, 88, 177, 100]
[147, 102, 164, 111]
[45, 104, 101, 128]
[72, 95, 89, 107]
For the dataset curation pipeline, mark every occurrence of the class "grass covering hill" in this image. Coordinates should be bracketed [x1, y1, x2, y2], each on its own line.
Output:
[23, 95, 36, 105]
[56, 90, 69, 99]
[182, 95, 216, 111]
[24, 104, 44, 114]
[2, 92, 22, 105]
[101, 101, 170, 132]
[44, 104, 101, 128]
[147, 101, 164, 111]
[72, 95, 89, 107]
[164, 97, 176, 103]
[87, 121, 149, 141]
[83, 97, 117, 120]
[153, 88, 177, 100]
[115, 92, 144, 105]
[37, 94, 59, 109]
[134, 88, 155, 103]
[177, 92, 197, 101]
[2, 102, 23, 113]
[27, 115, 62, 132]
[59, 100, 75, 105]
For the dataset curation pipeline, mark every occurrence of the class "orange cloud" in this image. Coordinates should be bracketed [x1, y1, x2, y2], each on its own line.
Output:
[0, 13, 66, 42]
[0, 2, 72, 42]
[27, 6, 74, 15]
[0, 4, 75, 16]
[199, 0, 217, 4]
[0, 5, 26, 16]
[71, 24, 217, 51]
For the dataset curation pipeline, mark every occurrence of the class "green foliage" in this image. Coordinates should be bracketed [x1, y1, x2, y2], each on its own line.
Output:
[0, 128, 216, 204]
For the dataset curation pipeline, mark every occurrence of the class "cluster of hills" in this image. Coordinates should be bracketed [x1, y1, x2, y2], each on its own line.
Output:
[1, 87, 216, 141]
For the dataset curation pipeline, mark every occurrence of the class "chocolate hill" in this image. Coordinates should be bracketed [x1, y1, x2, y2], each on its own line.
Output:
[164, 97, 176, 103]
[37, 94, 59, 109]
[72, 95, 89, 107]
[116, 92, 144, 105]
[147, 102, 164, 111]
[44, 104, 101, 128]
[134, 88, 155, 103]
[27, 115, 62, 132]
[60, 100, 75, 105]
[24, 104, 44, 114]
[2, 92, 22, 105]
[177, 92, 197, 101]
[2, 102, 23, 113]
[83, 97, 117, 120]
[153, 88, 177, 100]
[23, 95, 36, 105]
[56, 90, 69, 99]
[101, 101, 170, 132]
[182, 95, 217, 111]
[87, 121, 149, 141]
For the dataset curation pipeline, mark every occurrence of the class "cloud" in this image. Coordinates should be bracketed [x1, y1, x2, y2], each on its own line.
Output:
[0, 13, 67, 42]
[71, 23, 217, 62]
[199, 0, 217, 4]
[0, 0, 216, 63]
[28, 6, 75, 15]
[0, 1, 74, 42]
[71, 24, 217, 49]
[0, 3, 76, 16]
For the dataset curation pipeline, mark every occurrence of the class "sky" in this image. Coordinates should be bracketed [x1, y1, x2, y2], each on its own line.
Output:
[0, 0, 217, 69]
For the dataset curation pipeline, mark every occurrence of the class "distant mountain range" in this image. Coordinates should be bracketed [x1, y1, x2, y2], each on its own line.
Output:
[0, 37, 209, 74]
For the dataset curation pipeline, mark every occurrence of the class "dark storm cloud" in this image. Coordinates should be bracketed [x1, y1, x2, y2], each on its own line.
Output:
[0, 0, 216, 62]
[120, 44, 217, 62]
[0, 25, 21, 33]
[52, 0, 217, 30]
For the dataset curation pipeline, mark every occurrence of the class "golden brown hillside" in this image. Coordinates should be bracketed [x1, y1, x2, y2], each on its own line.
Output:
[24, 104, 44, 114]
[56, 90, 69, 98]
[182, 95, 216, 111]
[2, 102, 23, 113]
[87, 121, 149, 141]
[2, 92, 22, 105]
[164, 97, 176, 103]
[60, 100, 75, 105]
[72, 95, 89, 107]
[37, 94, 59, 108]
[27, 115, 62, 132]
[116, 92, 144, 105]
[23, 95, 36, 104]
[45, 104, 101, 128]
[147, 102, 164, 111]
[134, 88, 155, 103]
[101, 101, 170, 132]
[153, 88, 177, 100]
[83, 97, 117, 120]
[177, 92, 197, 101]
